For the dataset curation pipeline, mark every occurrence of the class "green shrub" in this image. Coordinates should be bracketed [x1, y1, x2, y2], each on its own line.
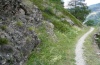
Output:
[28, 26, 34, 31]
[52, 19, 70, 33]
[0, 25, 7, 30]
[85, 20, 95, 26]
[42, 12, 51, 20]
[0, 37, 8, 45]
[16, 21, 23, 27]
[44, 7, 54, 15]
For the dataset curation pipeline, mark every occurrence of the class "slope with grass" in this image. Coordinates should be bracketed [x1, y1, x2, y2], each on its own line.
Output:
[26, 0, 90, 65]
[84, 27, 100, 65]
[31, 0, 82, 27]
[75, 27, 94, 65]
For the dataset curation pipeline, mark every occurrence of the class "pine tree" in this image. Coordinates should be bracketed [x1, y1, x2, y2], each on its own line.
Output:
[68, 0, 90, 22]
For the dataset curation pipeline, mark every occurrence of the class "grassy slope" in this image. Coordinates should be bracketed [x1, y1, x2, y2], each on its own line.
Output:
[26, 0, 88, 65]
[31, 0, 82, 27]
[84, 27, 100, 65]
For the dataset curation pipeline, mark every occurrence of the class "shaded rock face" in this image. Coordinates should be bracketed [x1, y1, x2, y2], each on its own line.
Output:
[0, 1, 42, 65]
[0, 0, 21, 18]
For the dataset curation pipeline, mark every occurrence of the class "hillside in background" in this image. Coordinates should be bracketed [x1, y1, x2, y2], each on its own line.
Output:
[89, 3, 100, 12]
[84, 3, 100, 25]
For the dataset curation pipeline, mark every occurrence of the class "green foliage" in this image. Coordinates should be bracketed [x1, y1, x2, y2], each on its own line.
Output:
[0, 37, 8, 45]
[16, 21, 23, 27]
[0, 25, 7, 30]
[28, 26, 34, 31]
[42, 12, 51, 20]
[68, 0, 91, 22]
[27, 28, 75, 65]
[30, 0, 44, 11]
[31, 0, 82, 27]
[52, 19, 70, 33]
[26, 25, 89, 65]
[62, 9, 82, 27]
[44, 7, 54, 15]
[85, 20, 94, 26]
[26, 0, 85, 65]
[84, 27, 100, 65]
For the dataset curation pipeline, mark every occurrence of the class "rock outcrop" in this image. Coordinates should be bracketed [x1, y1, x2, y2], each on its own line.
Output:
[0, 0, 42, 65]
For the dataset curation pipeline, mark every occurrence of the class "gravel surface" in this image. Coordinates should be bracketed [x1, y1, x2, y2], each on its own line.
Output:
[75, 27, 94, 65]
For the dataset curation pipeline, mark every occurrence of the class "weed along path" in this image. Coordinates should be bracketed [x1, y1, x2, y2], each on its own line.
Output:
[75, 27, 94, 65]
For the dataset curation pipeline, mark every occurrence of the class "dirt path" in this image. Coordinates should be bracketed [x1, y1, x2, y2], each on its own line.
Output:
[75, 27, 94, 65]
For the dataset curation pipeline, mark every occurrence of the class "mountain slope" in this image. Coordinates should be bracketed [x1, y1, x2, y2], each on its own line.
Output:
[89, 3, 100, 12]
[26, 0, 89, 65]
[84, 3, 100, 25]
[31, 0, 82, 27]
[0, 0, 87, 65]
[0, 0, 42, 65]
[84, 11, 100, 25]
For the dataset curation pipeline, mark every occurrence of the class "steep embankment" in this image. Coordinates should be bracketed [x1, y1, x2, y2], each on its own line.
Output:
[26, 0, 89, 65]
[84, 27, 100, 65]
[0, 0, 88, 65]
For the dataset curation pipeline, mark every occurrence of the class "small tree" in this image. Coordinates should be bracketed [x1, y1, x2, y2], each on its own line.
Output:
[85, 20, 94, 26]
[68, 0, 90, 22]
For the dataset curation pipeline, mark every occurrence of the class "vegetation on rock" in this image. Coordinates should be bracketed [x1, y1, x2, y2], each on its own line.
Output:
[85, 20, 95, 26]
[0, 37, 8, 45]
[0, 0, 97, 65]
[26, 0, 89, 65]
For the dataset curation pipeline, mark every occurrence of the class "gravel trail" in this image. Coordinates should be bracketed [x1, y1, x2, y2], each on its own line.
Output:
[75, 27, 94, 65]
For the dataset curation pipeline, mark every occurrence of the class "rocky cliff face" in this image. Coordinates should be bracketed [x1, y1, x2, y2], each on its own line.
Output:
[0, 0, 42, 65]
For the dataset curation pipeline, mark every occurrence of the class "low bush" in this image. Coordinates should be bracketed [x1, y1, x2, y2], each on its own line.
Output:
[16, 21, 23, 27]
[0, 25, 7, 30]
[0, 37, 8, 45]
[44, 7, 54, 15]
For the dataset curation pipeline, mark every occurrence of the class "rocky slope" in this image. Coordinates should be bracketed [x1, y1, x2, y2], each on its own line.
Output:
[27, 0, 84, 65]
[0, 0, 83, 65]
[0, 0, 42, 65]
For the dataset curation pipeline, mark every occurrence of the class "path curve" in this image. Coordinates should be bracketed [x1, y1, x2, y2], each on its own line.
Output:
[75, 27, 94, 65]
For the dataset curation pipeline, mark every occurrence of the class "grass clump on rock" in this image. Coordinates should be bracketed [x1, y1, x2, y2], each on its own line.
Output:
[0, 25, 7, 30]
[0, 37, 8, 45]
[28, 26, 34, 31]
[16, 21, 23, 27]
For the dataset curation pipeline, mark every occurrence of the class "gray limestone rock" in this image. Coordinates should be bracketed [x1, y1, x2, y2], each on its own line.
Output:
[0, 0, 42, 65]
